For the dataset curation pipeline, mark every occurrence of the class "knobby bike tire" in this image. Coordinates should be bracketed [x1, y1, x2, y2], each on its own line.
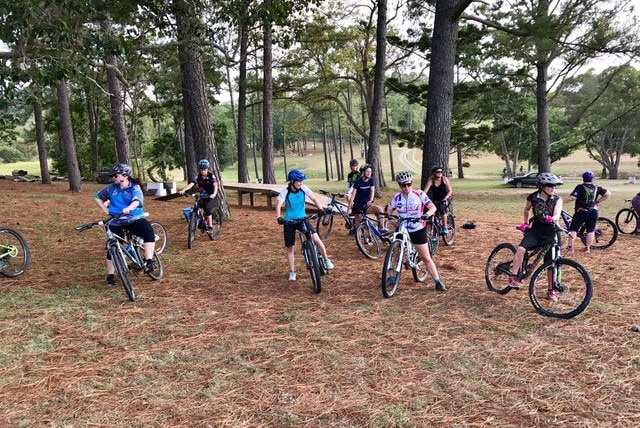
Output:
[187, 208, 197, 249]
[355, 222, 382, 259]
[426, 222, 439, 255]
[302, 240, 322, 293]
[615, 208, 637, 234]
[485, 243, 516, 295]
[135, 246, 164, 280]
[578, 217, 617, 249]
[150, 221, 167, 254]
[0, 227, 30, 277]
[207, 207, 223, 241]
[528, 257, 592, 319]
[109, 244, 135, 302]
[411, 251, 429, 283]
[442, 213, 456, 246]
[381, 240, 403, 298]
[316, 211, 334, 240]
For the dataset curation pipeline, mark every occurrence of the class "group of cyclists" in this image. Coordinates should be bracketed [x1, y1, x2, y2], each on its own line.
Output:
[93, 157, 614, 299]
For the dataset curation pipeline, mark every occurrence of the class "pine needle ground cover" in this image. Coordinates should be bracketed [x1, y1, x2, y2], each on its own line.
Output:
[0, 180, 638, 427]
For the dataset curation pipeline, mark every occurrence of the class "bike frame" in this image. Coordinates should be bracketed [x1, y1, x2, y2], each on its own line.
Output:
[388, 217, 420, 271]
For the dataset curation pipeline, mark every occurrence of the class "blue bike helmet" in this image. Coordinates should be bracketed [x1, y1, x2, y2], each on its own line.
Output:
[198, 159, 210, 170]
[582, 171, 595, 182]
[287, 169, 307, 182]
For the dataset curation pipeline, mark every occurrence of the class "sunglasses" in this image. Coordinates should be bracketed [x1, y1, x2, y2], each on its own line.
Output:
[544, 184, 557, 188]
[434, 170, 443, 174]
[399, 183, 412, 188]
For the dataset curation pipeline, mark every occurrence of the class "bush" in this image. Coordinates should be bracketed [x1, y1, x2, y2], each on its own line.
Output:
[0, 146, 27, 163]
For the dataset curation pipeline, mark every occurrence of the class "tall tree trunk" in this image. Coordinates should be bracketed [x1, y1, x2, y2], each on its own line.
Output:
[535, 61, 551, 172]
[56, 80, 82, 192]
[384, 102, 395, 181]
[330, 111, 342, 181]
[33, 102, 51, 184]
[106, 54, 130, 163]
[322, 119, 330, 181]
[87, 95, 99, 174]
[174, 0, 229, 214]
[262, 18, 276, 184]
[236, 18, 249, 183]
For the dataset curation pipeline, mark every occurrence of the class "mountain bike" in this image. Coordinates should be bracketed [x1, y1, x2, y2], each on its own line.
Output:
[615, 199, 638, 234]
[281, 212, 328, 293]
[315, 190, 356, 239]
[381, 215, 430, 298]
[75, 214, 164, 302]
[485, 223, 592, 319]
[185, 193, 223, 249]
[425, 200, 456, 255]
[355, 213, 396, 259]
[0, 227, 30, 277]
[559, 210, 617, 249]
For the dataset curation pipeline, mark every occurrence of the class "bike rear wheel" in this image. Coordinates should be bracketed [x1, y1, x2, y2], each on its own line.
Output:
[442, 213, 456, 246]
[0, 227, 30, 277]
[485, 243, 516, 295]
[355, 222, 382, 259]
[615, 208, 637, 234]
[528, 258, 592, 319]
[411, 252, 429, 283]
[187, 209, 197, 249]
[109, 244, 135, 301]
[302, 240, 322, 293]
[426, 222, 439, 255]
[150, 221, 167, 254]
[316, 211, 334, 239]
[135, 246, 164, 280]
[381, 240, 403, 298]
[579, 217, 617, 249]
[207, 207, 223, 241]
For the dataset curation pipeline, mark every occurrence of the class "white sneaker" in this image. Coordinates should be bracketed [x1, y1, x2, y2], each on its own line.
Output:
[324, 258, 334, 270]
[288, 271, 296, 281]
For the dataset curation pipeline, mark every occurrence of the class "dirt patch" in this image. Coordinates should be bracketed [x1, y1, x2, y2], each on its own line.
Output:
[0, 179, 639, 427]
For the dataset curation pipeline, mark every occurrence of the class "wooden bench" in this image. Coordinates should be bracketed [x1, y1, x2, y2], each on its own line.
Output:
[223, 182, 331, 209]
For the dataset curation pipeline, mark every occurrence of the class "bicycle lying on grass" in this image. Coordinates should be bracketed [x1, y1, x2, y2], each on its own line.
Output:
[485, 223, 592, 319]
[280, 212, 329, 294]
[184, 193, 223, 249]
[559, 209, 617, 250]
[615, 199, 638, 235]
[75, 214, 164, 302]
[0, 227, 30, 277]
[381, 215, 430, 298]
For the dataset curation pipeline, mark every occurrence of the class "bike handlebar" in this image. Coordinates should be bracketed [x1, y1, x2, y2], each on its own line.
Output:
[319, 189, 347, 198]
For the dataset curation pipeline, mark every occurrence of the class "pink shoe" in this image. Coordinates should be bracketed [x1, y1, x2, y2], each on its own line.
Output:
[547, 290, 559, 302]
[508, 276, 520, 289]
[581, 247, 591, 253]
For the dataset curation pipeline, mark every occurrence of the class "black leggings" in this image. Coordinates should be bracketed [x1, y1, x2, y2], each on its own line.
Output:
[106, 218, 154, 260]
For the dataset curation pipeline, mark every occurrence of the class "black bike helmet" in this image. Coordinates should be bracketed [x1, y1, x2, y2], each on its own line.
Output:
[349, 159, 359, 167]
[359, 163, 372, 173]
[432, 166, 444, 173]
[112, 163, 133, 177]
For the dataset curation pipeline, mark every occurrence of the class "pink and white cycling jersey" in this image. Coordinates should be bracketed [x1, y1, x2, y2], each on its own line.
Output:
[389, 189, 432, 232]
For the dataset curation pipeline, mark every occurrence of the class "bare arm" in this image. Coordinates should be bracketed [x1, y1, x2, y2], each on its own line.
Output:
[424, 201, 437, 217]
[522, 201, 532, 224]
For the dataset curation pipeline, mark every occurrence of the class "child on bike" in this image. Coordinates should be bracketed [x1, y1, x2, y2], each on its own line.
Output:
[94, 163, 157, 285]
[386, 171, 446, 292]
[423, 166, 453, 234]
[346, 159, 361, 196]
[347, 163, 387, 232]
[275, 169, 334, 281]
[178, 159, 219, 232]
[510, 172, 563, 300]
[564, 171, 611, 253]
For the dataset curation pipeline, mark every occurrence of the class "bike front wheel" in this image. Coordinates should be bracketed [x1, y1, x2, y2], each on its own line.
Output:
[355, 222, 382, 259]
[442, 213, 456, 246]
[187, 209, 197, 249]
[109, 244, 135, 301]
[207, 207, 223, 241]
[528, 258, 592, 319]
[411, 252, 429, 283]
[316, 211, 334, 240]
[579, 217, 617, 249]
[381, 240, 403, 298]
[0, 227, 30, 277]
[302, 240, 322, 293]
[150, 221, 167, 254]
[615, 208, 637, 234]
[485, 243, 516, 295]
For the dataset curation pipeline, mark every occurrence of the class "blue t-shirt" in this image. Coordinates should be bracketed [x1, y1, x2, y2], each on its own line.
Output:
[277, 184, 312, 220]
[94, 183, 145, 224]
[352, 177, 375, 210]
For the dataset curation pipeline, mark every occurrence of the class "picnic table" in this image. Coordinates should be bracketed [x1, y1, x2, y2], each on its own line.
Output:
[223, 182, 331, 209]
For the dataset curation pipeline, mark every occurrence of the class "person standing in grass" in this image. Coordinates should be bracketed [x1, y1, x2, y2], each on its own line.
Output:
[564, 170, 611, 253]
[275, 169, 334, 281]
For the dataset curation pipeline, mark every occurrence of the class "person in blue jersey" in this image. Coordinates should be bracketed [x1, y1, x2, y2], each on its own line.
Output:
[275, 170, 334, 281]
[423, 166, 453, 234]
[347, 163, 387, 231]
[564, 170, 611, 253]
[93, 163, 156, 286]
[178, 159, 219, 232]
[386, 171, 446, 292]
[510, 173, 563, 301]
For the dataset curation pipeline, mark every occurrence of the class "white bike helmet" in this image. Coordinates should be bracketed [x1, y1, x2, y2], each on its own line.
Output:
[396, 171, 413, 184]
